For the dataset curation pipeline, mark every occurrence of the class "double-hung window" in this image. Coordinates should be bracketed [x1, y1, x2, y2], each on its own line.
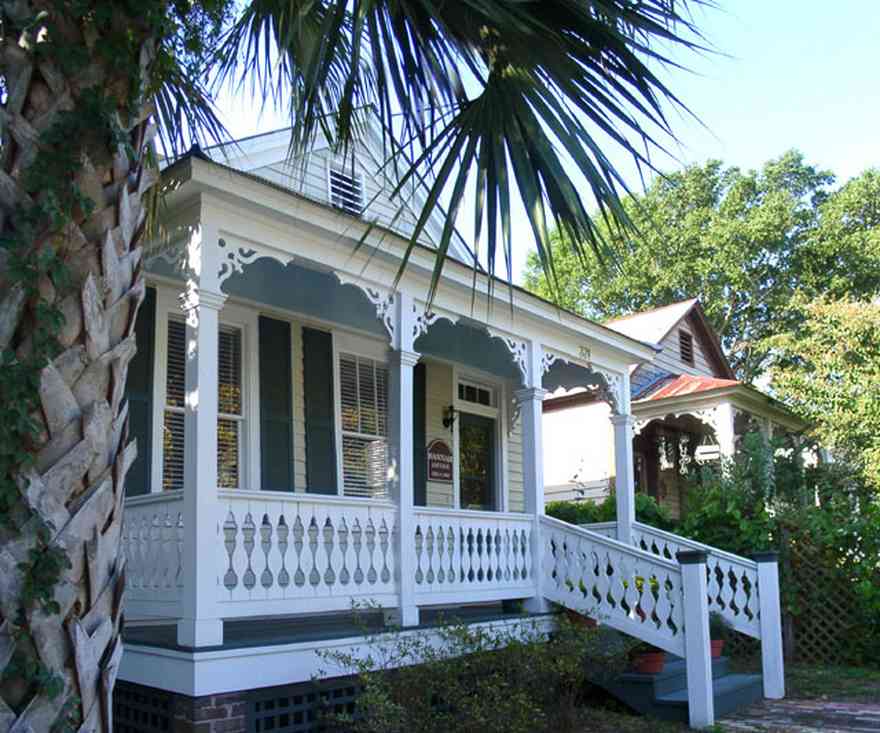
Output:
[338, 353, 388, 498]
[161, 318, 245, 491]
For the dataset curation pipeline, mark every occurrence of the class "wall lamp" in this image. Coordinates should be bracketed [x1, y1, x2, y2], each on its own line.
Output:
[442, 405, 458, 429]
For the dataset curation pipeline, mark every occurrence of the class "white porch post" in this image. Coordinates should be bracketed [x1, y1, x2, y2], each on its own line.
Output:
[389, 292, 419, 627]
[611, 414, 636, 544]
[517, 341, 551, 614]
[678, 550, 715, 729]
[177, 223, 225, 647]
[715, 401, 736, 460]
[753, 552, 785, 699]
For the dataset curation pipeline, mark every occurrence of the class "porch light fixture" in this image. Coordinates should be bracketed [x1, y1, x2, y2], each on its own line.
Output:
[443, 405, 458, 429]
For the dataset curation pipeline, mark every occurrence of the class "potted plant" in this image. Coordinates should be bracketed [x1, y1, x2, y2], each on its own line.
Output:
[630, 642, 666, 674]
[709, 612, 730, 658]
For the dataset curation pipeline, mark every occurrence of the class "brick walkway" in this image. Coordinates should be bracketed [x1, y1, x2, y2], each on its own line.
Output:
[720, 699, 880, 732]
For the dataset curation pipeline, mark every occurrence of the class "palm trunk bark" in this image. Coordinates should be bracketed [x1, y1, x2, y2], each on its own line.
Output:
[0, 3, 158, 730]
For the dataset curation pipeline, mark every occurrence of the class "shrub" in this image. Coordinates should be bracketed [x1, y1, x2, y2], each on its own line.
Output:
[318, 614, 632, 733]
[546, 492, 675, 531]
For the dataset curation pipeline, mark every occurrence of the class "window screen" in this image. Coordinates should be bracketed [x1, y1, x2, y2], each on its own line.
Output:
[339, 353, 388, 498]
[329, 165, 364, 216]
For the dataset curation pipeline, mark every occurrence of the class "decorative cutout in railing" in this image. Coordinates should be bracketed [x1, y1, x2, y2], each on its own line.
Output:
[541, 516, 686, 656]
[121, 493, 184, 602]
[413, 510, 534, 597]
[630, 522, 761, 639]
[218, 492, 399, 611]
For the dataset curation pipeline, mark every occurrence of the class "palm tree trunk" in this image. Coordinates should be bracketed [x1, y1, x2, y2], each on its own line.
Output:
[0, 3, 158, 730]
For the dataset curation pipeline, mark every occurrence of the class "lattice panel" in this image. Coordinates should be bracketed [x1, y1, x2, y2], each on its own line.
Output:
[781, 532, 861, 665]
[114, 682, 173, 733]
[249, 678, 361, 732]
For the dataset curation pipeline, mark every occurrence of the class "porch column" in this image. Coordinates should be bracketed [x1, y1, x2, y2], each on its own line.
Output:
[178, 285, 226, 647]
[611, 414, 636, 544]
[715, 401, 736, 460]
[517, 341, 551, 613]
[389, 292, 419, 627]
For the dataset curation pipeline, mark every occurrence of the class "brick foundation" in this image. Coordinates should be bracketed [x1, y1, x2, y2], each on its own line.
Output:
[172, 691, 248, 733]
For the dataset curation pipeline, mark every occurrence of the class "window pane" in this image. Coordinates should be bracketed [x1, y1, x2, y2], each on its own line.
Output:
[166, 320, 186, 408]
[162, 410, 185, 490]
[218, 326, 242, 415]
[218, 418, 240, 488]
[342, 435, 388, 499]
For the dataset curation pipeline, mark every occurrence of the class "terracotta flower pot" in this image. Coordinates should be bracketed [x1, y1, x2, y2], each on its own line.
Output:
[711, 639, 725, 658]
[632, 651, 666, 674]
[565, 609, 597, 628]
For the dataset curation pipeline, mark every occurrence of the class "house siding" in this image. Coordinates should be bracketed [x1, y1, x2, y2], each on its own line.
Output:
[425, 360, 454, 507]
[508, 414, 525, 512]
[653, 316, 719, 378]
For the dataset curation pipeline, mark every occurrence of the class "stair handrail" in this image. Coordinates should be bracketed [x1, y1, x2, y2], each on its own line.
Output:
[539, 516, 686, 656]
[632, 522, 758, 571]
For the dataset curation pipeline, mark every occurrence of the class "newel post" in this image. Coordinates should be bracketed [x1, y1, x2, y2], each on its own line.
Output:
[753, 551, 785, 699]
[178, 221, 225, 648]
[389, 292, 419, 627]
[517, 341, 551, 614]
[678, 550, 714, 729]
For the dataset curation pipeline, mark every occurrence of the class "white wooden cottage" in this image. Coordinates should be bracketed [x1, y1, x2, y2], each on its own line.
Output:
[544, 299, 807, 515]
[117, 123, 784, 731]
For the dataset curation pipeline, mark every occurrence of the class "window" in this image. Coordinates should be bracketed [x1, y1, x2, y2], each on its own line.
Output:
[339, 353, 388, 498]
[218, 325, 243, 488]
[161, 319, 244, 491]
[329, 164, 364, 216]
[162, 319, 186, 490]
[679, 329, 694, 365]
[457, 381, 494, 407]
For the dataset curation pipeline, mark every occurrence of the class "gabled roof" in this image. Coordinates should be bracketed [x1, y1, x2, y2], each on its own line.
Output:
[605, 299, 699, 344]
[606, 298, 735, 380]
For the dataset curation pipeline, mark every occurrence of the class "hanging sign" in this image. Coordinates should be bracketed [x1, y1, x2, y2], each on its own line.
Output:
[427, 439, 453, 482]
[695, 444, 721, 463]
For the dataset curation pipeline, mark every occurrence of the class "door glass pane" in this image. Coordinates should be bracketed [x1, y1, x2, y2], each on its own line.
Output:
[459, 413, 495, 510]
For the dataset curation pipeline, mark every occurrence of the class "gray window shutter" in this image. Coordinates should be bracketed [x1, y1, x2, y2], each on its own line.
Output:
[413, 362, 427, 506]
[259, 316, 293, 491]
[302, 327, 338, 494]
[125, 287, 156, 496]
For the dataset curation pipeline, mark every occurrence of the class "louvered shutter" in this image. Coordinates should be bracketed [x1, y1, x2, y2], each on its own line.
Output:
[259, 316, 294, 491]
[302, 327, 337, 494]
[329, 166, 364, 215]
[339, 353, 389, 499]
[162, 319, 186, 491]
[413, 362, 427, 506]
[125, 287, 156, 496]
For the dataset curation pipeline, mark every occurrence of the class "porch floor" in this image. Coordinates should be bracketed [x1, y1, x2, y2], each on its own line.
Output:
[123, 603, 551, 653]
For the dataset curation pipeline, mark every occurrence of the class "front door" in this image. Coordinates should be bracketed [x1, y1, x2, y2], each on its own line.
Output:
[459, 413, 495, 510]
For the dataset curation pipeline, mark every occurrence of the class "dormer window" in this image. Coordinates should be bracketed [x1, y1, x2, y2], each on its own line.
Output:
[329, 164, 364, 216]
[679, 329, 694, 365]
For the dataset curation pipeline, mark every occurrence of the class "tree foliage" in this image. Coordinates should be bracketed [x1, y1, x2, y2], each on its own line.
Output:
[764, 297, 880, 492]
[523, 152, 880, 380]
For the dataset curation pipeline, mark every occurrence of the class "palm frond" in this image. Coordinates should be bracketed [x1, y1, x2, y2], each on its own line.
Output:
[214, 0, 712, 304]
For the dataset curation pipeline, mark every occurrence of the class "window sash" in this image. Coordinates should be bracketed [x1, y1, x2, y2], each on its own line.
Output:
[338, 352, 388, 498]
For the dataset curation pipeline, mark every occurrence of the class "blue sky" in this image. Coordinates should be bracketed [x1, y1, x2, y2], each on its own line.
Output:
[216, 1, 880, 282]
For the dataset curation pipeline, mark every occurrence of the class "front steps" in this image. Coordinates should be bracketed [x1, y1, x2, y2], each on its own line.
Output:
[593, 654, 763, 724]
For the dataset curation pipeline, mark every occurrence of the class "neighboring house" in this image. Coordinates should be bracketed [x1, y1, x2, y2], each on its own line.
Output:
[543, 299, 807, 516]
[115, 122, 784, 731]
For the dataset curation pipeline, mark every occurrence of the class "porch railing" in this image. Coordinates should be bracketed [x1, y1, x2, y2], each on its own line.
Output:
[121, 491, 184, 618]
[412, 507, 534, 605]
[217, 490, 399, 617]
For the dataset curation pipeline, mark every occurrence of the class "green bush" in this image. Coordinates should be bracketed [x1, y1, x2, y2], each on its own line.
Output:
[318, 615, 632, 733]
[546, 492, 675, 531]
